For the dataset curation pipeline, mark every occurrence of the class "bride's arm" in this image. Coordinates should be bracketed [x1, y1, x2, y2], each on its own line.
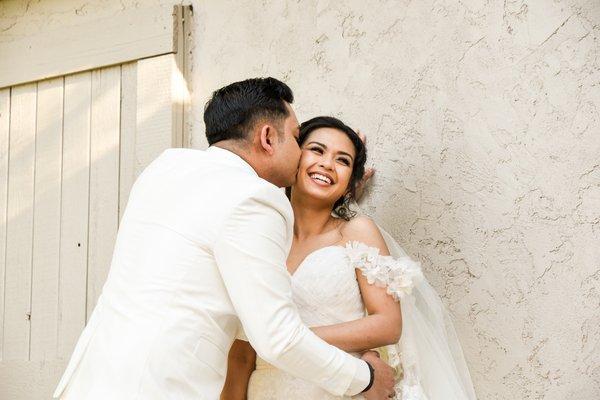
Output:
[311, 217, 402, 353]
[311, 275, 402, 353]
[220, 340, 256, 400]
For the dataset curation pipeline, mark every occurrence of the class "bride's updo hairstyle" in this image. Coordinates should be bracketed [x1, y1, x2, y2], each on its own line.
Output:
[296, 116, 367, 220]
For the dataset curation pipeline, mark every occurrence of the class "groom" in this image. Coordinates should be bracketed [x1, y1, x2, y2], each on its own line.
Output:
[53, 78, 395, 399]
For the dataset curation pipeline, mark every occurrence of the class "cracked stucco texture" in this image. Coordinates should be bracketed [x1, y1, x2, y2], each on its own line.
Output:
[2, 1, 599, 399]
[191, 1, 600, 399]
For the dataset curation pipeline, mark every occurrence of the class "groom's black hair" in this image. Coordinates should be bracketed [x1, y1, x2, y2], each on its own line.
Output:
[204, 77, 294, 145]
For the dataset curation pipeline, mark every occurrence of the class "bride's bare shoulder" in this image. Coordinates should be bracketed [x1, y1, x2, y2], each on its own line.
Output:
[339, 215, 390, 256]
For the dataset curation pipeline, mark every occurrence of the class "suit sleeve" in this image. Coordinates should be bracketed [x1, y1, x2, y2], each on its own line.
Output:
[213, 185, 370, 396]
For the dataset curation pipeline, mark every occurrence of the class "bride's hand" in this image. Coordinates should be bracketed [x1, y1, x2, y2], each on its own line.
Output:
[355, 130, 375, 202]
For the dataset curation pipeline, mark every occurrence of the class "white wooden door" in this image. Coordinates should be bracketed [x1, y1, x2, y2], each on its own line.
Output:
[0, 52, 189, 400]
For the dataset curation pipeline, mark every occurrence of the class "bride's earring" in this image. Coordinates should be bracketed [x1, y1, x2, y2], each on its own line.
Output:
[334, 192, 356, 220]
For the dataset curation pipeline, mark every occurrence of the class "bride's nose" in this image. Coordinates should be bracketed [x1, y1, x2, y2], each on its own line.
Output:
[318, 155, 334, 170]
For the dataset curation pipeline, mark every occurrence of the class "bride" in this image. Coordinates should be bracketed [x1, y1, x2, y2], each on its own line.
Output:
[220, 116, 477, 400]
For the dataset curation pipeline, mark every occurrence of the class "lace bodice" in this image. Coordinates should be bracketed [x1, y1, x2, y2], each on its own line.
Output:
[248, 242, 424, 400]
[291, 245, 367, 327]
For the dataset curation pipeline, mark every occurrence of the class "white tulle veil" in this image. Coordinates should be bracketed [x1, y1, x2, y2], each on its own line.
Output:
[340, 197, 476, 399]
[373, 225, 477, 400]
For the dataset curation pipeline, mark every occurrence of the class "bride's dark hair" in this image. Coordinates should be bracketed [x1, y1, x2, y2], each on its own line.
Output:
[291, 116, 367, 220]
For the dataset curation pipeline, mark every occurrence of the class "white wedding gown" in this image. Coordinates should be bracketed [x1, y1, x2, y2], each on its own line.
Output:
[247, 238, 477, 400]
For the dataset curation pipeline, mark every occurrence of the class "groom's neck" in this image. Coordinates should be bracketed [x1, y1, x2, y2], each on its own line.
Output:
[211, 141, 273, 184]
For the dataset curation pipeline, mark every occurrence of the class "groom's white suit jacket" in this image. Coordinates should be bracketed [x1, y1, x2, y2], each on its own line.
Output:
[54, 147, 369, 400]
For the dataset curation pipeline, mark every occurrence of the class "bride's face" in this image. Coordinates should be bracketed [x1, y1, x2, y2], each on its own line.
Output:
[294, 127, 356, 206]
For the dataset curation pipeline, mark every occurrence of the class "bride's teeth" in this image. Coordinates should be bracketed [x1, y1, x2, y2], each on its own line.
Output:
[310, 173, 331, 184]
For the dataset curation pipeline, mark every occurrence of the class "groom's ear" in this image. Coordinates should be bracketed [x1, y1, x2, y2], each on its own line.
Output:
[258, 124, 276, 156]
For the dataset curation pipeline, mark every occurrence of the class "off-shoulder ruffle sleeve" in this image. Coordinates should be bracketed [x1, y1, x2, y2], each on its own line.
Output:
[345, 241, 424, 300]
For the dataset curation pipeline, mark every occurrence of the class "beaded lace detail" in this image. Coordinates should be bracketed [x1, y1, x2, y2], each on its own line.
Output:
[345, 241, 423, 300]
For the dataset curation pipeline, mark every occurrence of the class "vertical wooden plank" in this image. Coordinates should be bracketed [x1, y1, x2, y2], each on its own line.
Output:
[136, 55, 174, 176]
[0, 359, 67, 400]
[29, 77, 63, 361]
[119, 62, 137, 222]
[3, 83, 37, 360]
[172, 5, 185, 149]
[86, 66, 120, 319]
[182, 5, 193, 148]
[171, 5, 192, 149]
[0, 88, 10, 360]
[57, 72, 91, 358]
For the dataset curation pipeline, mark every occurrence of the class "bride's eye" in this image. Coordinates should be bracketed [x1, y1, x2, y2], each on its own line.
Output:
[338, 158, 350, 166]
[310, 147, 323, 154]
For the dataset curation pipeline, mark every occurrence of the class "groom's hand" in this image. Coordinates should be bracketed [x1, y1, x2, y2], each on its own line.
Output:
[361, 350, 396, 399]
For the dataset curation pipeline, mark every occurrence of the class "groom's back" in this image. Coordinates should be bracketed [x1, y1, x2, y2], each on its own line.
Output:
[54, 147, 291, 400]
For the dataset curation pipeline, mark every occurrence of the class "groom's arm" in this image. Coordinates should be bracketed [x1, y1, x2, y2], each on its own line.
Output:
[213, 185, 370, 397]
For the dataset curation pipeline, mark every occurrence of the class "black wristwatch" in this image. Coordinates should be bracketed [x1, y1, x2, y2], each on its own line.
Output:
[361, 361, 375, 393]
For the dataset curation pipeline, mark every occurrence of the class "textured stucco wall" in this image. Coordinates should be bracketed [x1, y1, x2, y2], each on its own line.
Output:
[190, 1, 600, 399]
[2, 1, 599, 399]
